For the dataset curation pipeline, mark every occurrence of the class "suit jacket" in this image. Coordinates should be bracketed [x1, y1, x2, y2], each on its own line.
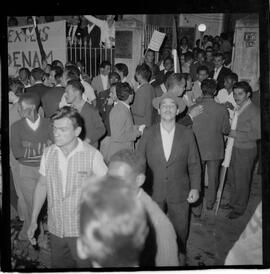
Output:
[41, 86, 65, 118]
[26, 83, 49, 107]
[96, 89, 113, 136]
[191, 97, 230, 161]
[108, 101, 140, 160]
[210, 66, 232, 90]
[91, 75, 109, 94]
[131, 83, 155, 128]
[137, 123, 201, 203]
[79, 102, 106, 148]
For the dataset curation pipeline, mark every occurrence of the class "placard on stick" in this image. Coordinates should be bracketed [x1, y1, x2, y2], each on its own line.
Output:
[148, 30, 166, 52]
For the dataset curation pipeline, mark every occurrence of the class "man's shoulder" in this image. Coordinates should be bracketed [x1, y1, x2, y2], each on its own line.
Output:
[11, 118, 24, 129]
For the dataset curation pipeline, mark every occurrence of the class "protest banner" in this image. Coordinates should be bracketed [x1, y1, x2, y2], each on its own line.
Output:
[147, 30, 166, 52]
[8, 20, 66, 75]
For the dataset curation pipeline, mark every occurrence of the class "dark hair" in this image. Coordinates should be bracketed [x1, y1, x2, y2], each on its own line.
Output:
[180, 36, 188, 44]
[232, 81, 252, 94]
[196, 65, 209, 75]
[66, 79, 85, 95]
[224, 72, 238, 83]
[116, 82, 133, 101]
[114, 63, 129, 77]
[166, 73, 186, 89]
[55, 70, 64, 83]
[8, 16, 18, 26]
[109, 72, 121, 82]
[51, 106, 84, 129]
[65, 65, 81, 77]
[197, 49, 206, 58]
[65, 70, 80, 82]
[30, 67, 45, 82]
[143, 48, 154, 56]
[9, 79, 24, 96]
[100, 60, 111, 69]
[51, 66, 63, 75]
[109, 149, 146, 175]
[164, 56, 174, 64]
[52, 60, 64, 68]
[201, 79, 217, 96]
[18, 92, 40, 110]
[135, 63, 151, 81]
[79, 175, 148, 267]
[214, 52, 224, 60]
[19, 67, 30, 79]
[184, 51, 194, 62]
[220, 32, 228, 40]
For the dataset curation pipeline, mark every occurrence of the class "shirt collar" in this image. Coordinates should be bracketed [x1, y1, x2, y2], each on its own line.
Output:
[55, 138, 84, 159]
[120, 101, 130, 109]
[160, 123, 175, 134]
[26, 115, 40, 130]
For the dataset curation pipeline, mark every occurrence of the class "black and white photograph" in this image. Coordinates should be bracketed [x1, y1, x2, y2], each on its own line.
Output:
[1, 1, 270, 270]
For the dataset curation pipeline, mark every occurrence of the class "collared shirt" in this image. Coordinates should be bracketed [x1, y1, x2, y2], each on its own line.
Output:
[100, 74, 109, 91]
[120, 100, 130, 110]
[26, 115, 41, 131]
[160, 123, 175, 161]
[213, 66, 222, 80]
[39, 138, 107, 197]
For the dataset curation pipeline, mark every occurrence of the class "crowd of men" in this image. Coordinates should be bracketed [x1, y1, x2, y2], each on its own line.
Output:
[8, 31, 261, 268]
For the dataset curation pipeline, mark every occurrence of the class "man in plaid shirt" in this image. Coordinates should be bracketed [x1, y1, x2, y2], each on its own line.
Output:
[27, 106, 107, 268]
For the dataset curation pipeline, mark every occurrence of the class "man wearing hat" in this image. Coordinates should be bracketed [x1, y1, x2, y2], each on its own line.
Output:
[137, 92, 201, 265]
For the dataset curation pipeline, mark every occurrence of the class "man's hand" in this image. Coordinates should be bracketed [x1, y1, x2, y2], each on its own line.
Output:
[27, 222, 38, 245]
[187, 189, 199, 203]
[107, 97, 114, 106]
[189, 105, 204, 120]
[225, 101, 234, 110]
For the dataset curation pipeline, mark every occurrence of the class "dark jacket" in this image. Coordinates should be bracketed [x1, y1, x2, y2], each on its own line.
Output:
[137, 123, 201, 203]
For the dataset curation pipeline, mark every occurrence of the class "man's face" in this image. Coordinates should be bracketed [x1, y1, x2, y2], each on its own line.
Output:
[146, 51, 154, 63]
[214, 56, 224, 69]
[198, 70, 209, 83]
[206, 50, 213, 60]
[109, 86, 117, 101]
[159, 98, 179, 121]
[233, 88, 250, 107]
[61, 71, 69, 87]
[172, 79, 186, 97]
[53, 117, 79, 147]
[49, 70, 56, 85]
[197, 53, 205, 63]
[224, 78, 234, 91]
[65, 85, 77, 104]
[164, 59, 173, 72]
[101, 65, 111, 76]
[109, 76, 119, 85]
[18, 101, 34, 119]
[19, 70, 28, 82]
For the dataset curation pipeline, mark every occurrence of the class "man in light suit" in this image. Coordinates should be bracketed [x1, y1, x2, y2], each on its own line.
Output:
[137, 92, 201, 265]
[91, 60, 111, 94]
[107, 82, 143, 162]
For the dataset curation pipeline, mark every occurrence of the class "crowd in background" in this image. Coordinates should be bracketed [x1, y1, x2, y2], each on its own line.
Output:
[8, 28, 262, 268]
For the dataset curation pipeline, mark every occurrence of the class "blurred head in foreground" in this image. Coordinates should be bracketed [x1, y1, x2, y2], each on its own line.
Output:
[77, 175, 149, 267]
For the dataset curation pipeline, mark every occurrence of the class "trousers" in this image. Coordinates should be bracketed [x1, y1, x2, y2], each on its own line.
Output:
[156, 200, 189, 255]
[49, 233, 92, 268]
[228, 147, 257, 214]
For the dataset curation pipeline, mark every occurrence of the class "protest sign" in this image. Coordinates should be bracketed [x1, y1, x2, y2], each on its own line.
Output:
[8, 20, 66, 75]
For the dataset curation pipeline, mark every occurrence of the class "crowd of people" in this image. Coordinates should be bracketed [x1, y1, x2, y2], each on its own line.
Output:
[8, 30, 261, 268]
